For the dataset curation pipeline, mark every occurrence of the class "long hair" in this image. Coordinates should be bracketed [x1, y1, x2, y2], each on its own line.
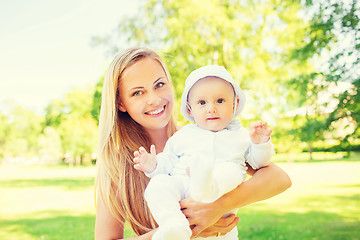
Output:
[95, 47, 177, 235]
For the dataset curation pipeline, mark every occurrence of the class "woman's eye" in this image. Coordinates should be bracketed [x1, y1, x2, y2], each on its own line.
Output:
[132, 91, 142, 96]
[155, 82, 165, 89]
[217, 98, 224, 103]
[199, 100, 206, 105]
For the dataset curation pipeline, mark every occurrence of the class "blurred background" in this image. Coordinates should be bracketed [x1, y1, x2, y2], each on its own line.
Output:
[0, 0, 359, 239]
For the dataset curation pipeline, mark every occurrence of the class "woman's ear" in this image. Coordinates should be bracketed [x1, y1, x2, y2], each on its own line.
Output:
[117, 102, 126, 112]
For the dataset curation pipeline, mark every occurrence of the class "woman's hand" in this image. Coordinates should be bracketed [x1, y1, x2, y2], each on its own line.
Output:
[180, 197, 237, 238]
[193, 213, 239, 238]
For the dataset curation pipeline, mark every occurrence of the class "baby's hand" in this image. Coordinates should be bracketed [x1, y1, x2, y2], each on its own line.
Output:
[250, 121, 272, 144]
[133, 145, 157, 173]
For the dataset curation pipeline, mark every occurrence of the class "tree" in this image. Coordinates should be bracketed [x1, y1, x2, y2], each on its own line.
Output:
[0, 113, 15, 159]
[59, 86, 98, 165]
[11, 106, 43, 155]
[38, 127, 62, 163]
[44, 85, 99, 165]
[44, 99, 65, 128]
[289, 0, 359, 153]
[93, 0, 310, 125]
[58, 116, 98, 166]
[91, 76, 104, 124]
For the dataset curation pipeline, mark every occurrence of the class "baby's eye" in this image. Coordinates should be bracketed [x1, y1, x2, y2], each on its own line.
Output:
[155, 82, 165, 89]
[217, 98, 225, 103]
[199, 100, 206, 105]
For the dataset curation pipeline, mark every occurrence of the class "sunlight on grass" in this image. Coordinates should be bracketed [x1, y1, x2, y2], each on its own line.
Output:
[273, 151, 360, 163]
[0, 161, 359, 239]
[236, 161, 360, 240]
[0, 165, 96, 240]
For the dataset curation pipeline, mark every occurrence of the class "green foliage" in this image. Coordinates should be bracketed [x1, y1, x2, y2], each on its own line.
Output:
[285, 0, 359, 152]
[89, 0, 359, 151]
[327, 80, 360, 142]
[45, 86, 98, 162]
[91, 76, 104, 124]
[44, 99, 65, 128]
[0, 107, 43, 158]
[58, 116, 98, 160]
[1, 0, 358, 162]
[38, 127, 62, 163]
[93, 0, 309, 122]
[0, 85, 98, 163]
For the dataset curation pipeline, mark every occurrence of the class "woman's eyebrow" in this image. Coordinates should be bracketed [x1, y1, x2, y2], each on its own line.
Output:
[153, 77, 164, 85]
[129, 86, 144, 91]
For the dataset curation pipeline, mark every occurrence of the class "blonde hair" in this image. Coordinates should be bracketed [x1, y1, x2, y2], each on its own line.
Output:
[95, 47, 177, 235]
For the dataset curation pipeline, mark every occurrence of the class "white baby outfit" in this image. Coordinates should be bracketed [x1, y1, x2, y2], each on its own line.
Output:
[145, 122, 274, 240]
[145, 65, 274, 240]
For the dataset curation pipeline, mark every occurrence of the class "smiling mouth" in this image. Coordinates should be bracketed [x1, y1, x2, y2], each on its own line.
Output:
[207, 117, 220, 120]
[146, 105, 166, 115]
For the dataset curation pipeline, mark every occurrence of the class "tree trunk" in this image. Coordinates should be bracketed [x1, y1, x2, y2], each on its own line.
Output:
[308, 141, 313, 160]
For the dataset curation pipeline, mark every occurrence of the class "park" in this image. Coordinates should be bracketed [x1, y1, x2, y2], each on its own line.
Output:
[0, 0, 359, 239]
[0, 155, 359, 239]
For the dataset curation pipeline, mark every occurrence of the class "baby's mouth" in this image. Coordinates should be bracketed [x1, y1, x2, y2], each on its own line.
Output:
[207, 117, 219, 120]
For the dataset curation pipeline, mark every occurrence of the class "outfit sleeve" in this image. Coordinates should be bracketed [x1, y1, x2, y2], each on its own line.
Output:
[145, 133, 180, 178]
[245, 137, 275, 170]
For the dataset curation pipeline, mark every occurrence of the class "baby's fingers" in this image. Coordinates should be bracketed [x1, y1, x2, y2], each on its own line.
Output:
[139, 146, 149, 155]
[133, 156, 140, 164]
[133, 163, 141, 170]
[150, 145, 157, 156]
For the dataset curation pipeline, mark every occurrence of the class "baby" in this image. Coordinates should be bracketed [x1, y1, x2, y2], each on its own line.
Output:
[134, 65, 274, 240]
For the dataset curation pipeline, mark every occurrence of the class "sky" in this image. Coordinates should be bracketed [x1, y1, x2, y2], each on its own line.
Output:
[0, 0, 139, 115]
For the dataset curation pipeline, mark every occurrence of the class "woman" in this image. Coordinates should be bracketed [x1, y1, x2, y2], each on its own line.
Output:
[94, 47, 291, 240]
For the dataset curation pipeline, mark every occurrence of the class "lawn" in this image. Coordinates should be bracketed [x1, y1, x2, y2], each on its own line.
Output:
[0, 159, 359, 240]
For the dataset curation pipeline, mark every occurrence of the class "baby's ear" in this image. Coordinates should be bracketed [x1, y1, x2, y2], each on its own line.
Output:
[116, 102, 126, 112]
[233, 97, 240, 111]
[187, 105, 193, 117]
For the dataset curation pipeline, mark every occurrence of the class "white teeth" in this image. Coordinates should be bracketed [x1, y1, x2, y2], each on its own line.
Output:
[147, 106, 164, 115]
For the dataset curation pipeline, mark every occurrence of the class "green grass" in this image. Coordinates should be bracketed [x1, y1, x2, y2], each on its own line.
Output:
[237, 186, 360, 240]
[0, 160, 359, 239]
[273, 151, 360, 163]
[0, 211, 94, 240]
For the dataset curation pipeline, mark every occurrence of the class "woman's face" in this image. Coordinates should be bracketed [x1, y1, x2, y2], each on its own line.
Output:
[118, 57, 174, 131]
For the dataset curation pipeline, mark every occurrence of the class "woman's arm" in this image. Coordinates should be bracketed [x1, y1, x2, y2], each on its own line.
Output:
[95, 196, 124, 240]
[95, 197, 156, 240]
[180, 162, 292, 237]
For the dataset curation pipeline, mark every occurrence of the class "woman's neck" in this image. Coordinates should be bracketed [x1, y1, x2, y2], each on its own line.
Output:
[145, 128, 168, 153]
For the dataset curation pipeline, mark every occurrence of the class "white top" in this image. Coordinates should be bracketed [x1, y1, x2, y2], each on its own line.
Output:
[146, 122, 274, 178]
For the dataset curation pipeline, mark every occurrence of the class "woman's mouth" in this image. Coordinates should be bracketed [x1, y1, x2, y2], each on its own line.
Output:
[146, 105, 166, 116]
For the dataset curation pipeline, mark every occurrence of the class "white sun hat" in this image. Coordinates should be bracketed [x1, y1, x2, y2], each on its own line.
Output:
[180, 65, 246, 123]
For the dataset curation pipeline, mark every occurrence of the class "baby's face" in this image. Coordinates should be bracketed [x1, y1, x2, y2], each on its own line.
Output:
[187, 77, 235, 132]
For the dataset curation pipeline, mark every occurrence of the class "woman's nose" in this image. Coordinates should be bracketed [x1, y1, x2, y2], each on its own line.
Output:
[147, 91, 161, 105]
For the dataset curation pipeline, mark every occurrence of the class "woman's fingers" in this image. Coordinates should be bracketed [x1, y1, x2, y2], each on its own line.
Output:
[193, 214, 240, 238]
[191, 224, 204, 238]
[179, 197, 192, 211]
